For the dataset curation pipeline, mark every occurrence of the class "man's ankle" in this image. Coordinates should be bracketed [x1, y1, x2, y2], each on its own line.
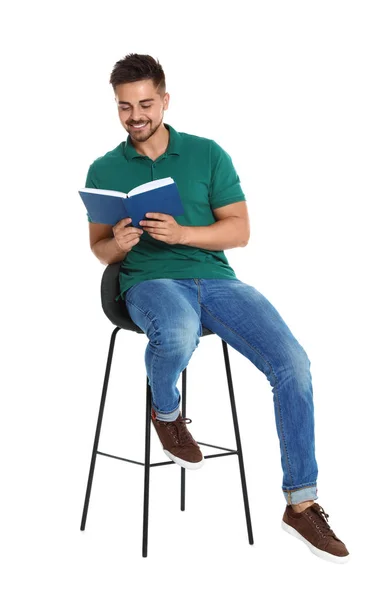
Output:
[291, 500, 315, 513]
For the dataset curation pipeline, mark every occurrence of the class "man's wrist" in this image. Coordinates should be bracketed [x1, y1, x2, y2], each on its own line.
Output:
[112, 235, 127, 257]
[179, 225, 191, 245]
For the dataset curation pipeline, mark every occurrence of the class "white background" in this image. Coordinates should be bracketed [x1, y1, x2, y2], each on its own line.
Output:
[2, 0, 388, 598]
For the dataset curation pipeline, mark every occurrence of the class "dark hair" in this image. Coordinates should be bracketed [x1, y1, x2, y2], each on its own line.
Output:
[109, 53, 166, 96]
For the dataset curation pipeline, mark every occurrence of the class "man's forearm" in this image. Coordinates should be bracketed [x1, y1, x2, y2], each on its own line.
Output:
[91, 217, 248, 263]
[180, 217, 248, 251]
[92, 236, 127, 265]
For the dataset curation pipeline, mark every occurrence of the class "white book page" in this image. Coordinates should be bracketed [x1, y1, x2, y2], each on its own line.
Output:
[127, 177, 174, 197]
[79, 188, 126, 197]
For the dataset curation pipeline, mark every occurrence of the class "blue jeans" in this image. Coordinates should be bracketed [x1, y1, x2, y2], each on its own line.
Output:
[124, 277, 318, 505]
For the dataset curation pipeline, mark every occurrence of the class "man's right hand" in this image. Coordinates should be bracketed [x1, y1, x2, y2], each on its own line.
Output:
[113, 218, 144, 252]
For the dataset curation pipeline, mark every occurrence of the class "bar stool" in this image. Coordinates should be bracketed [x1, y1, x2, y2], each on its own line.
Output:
[80, 263, 254, 557]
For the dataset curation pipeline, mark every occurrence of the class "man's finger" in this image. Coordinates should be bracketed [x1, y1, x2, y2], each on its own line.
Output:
[145, 212, 168, 219]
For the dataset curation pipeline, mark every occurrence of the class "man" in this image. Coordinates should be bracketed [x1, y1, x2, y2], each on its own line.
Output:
[84, 53, 349, 563]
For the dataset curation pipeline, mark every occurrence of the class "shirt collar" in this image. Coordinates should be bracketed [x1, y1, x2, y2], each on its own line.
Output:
[123, 123, 182, 161]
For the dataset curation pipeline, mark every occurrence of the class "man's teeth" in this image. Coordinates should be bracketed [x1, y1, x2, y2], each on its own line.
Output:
[132, 123, 147, 128]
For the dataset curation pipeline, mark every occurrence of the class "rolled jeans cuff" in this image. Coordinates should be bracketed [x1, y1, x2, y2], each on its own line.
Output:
[153, 405, 180, 422]
[283, 485, 318, 505]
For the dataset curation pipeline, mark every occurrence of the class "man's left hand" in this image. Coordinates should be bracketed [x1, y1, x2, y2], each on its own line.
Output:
[139, 213, 186, 245]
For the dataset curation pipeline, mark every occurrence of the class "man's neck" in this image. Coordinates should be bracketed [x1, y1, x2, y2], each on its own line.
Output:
[131, 122, 169, 161]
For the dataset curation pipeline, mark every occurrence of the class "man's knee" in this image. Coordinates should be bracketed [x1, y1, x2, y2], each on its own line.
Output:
[161, 320, 201, 352]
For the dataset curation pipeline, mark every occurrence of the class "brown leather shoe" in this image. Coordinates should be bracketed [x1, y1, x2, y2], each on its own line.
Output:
[151, 409, 204, 470]
[282, 503, 350, 563]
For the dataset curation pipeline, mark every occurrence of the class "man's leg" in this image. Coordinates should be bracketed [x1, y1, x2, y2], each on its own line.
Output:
[124, 278, 202, 421]
[199, 279, 349, 563]
[198, 278, 318, 506]
[124, 278, 204, 469]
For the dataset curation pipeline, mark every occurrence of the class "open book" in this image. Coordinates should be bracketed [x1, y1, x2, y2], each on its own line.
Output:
[79, 177, 184, 227]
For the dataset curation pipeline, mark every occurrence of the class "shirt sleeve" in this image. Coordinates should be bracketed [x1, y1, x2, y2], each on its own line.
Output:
[209, 140, 246, 209]
[84, 163, 99, 223]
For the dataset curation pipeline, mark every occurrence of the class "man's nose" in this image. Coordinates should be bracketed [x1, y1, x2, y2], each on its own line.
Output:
[131, 107, 142, 121]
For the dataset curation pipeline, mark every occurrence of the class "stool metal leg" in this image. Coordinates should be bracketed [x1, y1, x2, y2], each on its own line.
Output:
[81, 327, 253, 556]
[80, 326, 120, 531]
[180, 368, 187, 511]
[142, 379, 152, 557]
[221, 339, 254, 545]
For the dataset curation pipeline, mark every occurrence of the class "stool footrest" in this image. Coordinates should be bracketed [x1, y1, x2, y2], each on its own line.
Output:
[197, 441, 236, 453]
[96, 443, 238, 467]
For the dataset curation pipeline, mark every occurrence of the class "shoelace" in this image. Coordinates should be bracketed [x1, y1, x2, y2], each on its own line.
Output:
[163, 416, 196, 446]
[308, 504, 337, 539]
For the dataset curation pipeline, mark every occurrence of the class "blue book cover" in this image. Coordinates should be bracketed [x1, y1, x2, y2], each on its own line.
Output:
[78, 177, 184, 228]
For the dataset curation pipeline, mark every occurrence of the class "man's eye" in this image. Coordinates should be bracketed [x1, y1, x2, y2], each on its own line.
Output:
[120, 105, 151, 111]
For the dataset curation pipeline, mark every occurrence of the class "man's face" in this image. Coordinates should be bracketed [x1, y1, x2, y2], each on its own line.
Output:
[115, 79, 169, 143]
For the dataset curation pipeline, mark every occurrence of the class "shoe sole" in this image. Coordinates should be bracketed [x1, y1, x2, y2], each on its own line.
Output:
[164, 449, 204, 470]
[281, 521, 350, 564]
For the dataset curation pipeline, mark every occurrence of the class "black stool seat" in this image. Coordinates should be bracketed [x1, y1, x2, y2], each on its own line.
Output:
[80, 263, 254, 557]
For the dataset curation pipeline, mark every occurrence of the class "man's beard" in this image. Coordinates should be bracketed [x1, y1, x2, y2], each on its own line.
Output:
[127, 116, 163, 142]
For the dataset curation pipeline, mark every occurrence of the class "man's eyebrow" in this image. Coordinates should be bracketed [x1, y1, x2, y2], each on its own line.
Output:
[117, 98, 155, 106]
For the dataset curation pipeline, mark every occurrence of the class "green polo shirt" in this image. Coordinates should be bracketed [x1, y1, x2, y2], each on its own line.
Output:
[84, 123, 246, 301]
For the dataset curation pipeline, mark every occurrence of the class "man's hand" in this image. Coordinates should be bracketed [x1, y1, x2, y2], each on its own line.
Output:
[139, 213, 185, 245]
[112, 218, 144, 252]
